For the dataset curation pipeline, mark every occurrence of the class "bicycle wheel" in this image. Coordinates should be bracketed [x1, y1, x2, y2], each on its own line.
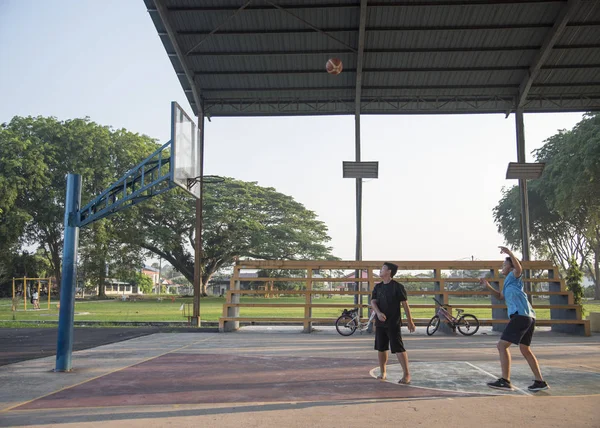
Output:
[335, 314, 358, 336]
[426, 315, 440, 336]
[456, 314, 480, 336]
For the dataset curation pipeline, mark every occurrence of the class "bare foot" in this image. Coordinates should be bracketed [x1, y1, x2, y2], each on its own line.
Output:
[398, 377, 411, 385]
[377, 373, 387, 381]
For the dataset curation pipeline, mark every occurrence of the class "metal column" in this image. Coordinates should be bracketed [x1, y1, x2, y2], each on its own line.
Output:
[515, 108, 532, 302]
[192, 110, 205, 327]
[55, 174, 82, 372]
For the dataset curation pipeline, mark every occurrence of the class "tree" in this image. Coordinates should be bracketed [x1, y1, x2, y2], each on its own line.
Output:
[1, 116, 157, 294]
[255, 269, 310, 291]
[2, 116, 337, 299]
[494, 184, 591, 272]
[494, 113, 600, 298]
[160, 263, 176, 279]
[533, 112, 600, 298]
[130, 272, 153, 295]
[78, 220, 145, 298]
[565, 257, 584, 309]
[0, 126, 49, 257]
[120, 179, 336, 295]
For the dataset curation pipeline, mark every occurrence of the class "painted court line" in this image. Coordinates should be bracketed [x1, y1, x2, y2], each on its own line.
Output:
[6, 395, 459, 415]
[368, 366, 502, 397]
[464, 361, 531, 396]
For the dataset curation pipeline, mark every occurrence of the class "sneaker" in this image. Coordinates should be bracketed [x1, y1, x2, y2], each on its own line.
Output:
[528, 380, 549, 391]
[487, 378, 513, 390]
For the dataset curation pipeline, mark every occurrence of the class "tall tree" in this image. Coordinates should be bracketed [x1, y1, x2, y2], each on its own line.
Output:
[493, 184, 591, 272]
[120, 179, 336, 295]
[0, 126, 49, 256]
[1, 116, 157, 293]
[494, 113, 600, 298]
[534, 113, 600, 298]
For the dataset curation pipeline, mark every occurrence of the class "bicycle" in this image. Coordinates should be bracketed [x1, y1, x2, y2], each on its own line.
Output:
[335, 307, 376, 336]
[426, 297, 480, 336]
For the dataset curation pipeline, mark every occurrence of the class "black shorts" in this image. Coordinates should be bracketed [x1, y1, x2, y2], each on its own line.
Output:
[501, 315, 535, 346]
[374, 324, 405, 353]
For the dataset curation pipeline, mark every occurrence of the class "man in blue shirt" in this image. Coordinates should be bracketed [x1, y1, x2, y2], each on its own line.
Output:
[480, 246, 549, 391]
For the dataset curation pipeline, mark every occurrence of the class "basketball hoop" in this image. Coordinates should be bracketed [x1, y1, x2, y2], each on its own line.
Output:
[187, 175, 225, 190]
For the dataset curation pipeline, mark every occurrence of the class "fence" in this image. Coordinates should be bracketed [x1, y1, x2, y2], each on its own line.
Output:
[219, 260, 589, 336]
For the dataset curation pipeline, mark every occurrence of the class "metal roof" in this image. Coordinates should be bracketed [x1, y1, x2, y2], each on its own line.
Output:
[144, 0, 600, 117]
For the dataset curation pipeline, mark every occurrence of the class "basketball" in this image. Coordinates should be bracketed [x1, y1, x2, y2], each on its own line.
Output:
[326, 58, 343, 75]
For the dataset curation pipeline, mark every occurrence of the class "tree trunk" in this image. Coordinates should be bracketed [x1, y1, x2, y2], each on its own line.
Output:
[98, 282, 107, 299]
[201, 273, 213, 296]
[51, 250, 61, 293]
[97, 259, 107, 299]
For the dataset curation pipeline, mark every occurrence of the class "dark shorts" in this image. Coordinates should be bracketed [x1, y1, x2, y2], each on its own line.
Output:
[374, 324, 405, 353]
[501, 315, 535, 346]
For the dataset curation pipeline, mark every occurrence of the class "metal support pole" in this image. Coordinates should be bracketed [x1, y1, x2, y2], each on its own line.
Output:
[55, 174, 81, 372]
[354, 113, 362, 309]
[192, 110, 205, 327]
[515, 108, 533, 303]
[354, 0, 367, 312]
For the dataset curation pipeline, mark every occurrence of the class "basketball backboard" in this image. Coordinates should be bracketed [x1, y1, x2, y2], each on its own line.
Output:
[171, 102, 201, 198]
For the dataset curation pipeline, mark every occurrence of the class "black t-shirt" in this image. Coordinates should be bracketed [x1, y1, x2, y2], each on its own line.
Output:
[371, 280, 407, 327]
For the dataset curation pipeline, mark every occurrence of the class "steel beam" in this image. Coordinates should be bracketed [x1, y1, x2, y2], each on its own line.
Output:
[517, 0, 580, 108]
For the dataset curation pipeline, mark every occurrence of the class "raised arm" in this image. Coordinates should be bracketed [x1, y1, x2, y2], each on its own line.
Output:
[499, 246, 522, 278]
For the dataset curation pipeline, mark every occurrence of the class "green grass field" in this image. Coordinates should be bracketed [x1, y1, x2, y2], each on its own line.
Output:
[1, 296, 599, 326]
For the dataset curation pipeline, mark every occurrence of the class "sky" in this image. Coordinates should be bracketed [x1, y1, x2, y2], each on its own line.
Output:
[0, 0, 586, 263]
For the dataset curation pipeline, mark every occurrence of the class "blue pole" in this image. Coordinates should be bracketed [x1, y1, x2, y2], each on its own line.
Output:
[55, 174, 81, 372]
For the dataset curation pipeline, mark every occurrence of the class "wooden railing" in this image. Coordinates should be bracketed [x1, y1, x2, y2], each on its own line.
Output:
[219, 260, 590, 336]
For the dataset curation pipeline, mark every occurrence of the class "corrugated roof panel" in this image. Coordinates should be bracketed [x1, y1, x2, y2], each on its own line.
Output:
[361, 69, 521, 88]
[361, 86, 517, 98]
[197, 70, 356, 90]
[203, 87, 355, 99]
[536, 67, 600, 84]
[364, 28, 548, 50]
[169, 5, 359, 32]
[177, 32, 357, 55]
[547, 48, 600, 66]
[558, 26, 600, 46]
[570, 0, 600, 21]
[147, 0, 600, 116]
[188, 52, 357, 73]
[166, 0, 358, 9]
[366, 2, 562, 27]
[364, 51, 533, 69]
[529, 85, 600, 97]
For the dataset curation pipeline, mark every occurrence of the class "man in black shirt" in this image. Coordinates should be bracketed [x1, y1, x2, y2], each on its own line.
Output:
[371, 262, 416, 384]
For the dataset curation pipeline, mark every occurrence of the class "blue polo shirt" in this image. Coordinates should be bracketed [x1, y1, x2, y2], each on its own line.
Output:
[503, 271, 535, 319]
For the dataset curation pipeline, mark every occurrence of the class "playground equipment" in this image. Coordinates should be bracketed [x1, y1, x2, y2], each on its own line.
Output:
[12, 277, 53, 311]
